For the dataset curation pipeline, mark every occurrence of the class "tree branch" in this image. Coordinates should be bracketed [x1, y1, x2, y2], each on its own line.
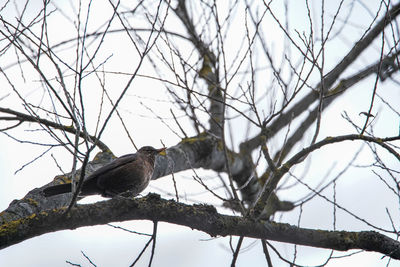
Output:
[0, 107, 110, 152]
[240, 2, 400, 153]
[253, 134, 400, 217]
[1, 193, 400, 260]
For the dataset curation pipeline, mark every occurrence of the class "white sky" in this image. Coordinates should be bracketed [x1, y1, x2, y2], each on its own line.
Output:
[0, 0, 399, 266]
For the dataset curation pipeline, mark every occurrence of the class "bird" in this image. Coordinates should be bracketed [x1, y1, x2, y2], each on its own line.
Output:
[43, 146, 166, 198]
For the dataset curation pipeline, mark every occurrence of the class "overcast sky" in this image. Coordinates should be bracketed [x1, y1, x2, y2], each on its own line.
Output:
[1, 1, 399, 266]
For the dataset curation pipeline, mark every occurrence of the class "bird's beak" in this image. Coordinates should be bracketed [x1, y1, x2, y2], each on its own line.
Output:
[157, 147, 167, 156]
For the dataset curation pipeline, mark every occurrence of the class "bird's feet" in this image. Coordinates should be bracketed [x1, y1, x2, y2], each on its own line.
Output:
[113, 190, 137, 200]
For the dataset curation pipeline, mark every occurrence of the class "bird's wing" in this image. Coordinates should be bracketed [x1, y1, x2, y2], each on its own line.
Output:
[85, 153, 138, 181]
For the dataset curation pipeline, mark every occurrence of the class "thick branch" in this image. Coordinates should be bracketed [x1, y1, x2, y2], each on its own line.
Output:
[1, 193, 399, 260]
[154, 134, 260, 203]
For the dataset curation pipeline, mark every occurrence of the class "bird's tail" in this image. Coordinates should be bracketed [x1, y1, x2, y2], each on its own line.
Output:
[43, 183, 72, 197]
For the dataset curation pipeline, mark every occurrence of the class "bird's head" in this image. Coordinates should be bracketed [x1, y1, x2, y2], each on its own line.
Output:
[138, 146, 166, 157]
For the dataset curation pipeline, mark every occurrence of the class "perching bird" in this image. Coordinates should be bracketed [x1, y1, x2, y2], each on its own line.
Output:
[43, 146, 166, 198]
